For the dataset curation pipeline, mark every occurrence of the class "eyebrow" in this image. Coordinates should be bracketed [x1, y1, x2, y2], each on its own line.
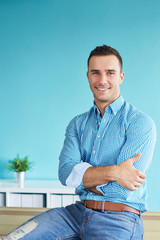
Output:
[107, 69, 116, 72]
[90, 69, 99, 73]
[90, 69, 117, 72]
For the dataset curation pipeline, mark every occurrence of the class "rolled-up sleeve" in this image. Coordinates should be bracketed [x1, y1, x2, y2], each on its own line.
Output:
[66, 162, 92, 188]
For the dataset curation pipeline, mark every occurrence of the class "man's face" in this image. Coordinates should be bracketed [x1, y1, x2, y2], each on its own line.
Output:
[87, 55, 124, 108]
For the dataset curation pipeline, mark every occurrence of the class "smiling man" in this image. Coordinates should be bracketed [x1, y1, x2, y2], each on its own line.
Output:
[87, 54, 124, 116]
[59, 45, 156, 239]
[2, 45, 156, 240]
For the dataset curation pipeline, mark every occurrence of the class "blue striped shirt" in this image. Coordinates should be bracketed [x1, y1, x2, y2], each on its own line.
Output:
[59, 95, 156, 212]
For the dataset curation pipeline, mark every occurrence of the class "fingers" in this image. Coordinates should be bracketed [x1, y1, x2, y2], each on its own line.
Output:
[138, 176, 145, 183]
[126, 173, 146, 191]
[133, 175, 146, 190]
[139, 171, 146, 179]
[119, 153, 146, 191]
[131, 152, 142, 163]
[130, 185, 139, 191]
[136, 168, 146, 179]
[130, 181, 144, 191]
[134, 181, 143, 188]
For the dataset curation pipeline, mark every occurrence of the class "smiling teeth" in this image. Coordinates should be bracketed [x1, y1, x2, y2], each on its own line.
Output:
[98, 88, 107, 90]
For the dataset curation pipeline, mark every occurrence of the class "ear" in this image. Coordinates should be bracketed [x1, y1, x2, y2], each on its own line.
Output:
[87, 71, 89, 79]
[120, 72, 125, 84]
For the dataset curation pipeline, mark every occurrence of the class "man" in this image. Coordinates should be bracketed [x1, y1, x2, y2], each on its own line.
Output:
[2, 45, 156, 240]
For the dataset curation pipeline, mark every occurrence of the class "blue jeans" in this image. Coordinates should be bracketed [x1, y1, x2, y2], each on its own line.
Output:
[2, 202, 144, 240]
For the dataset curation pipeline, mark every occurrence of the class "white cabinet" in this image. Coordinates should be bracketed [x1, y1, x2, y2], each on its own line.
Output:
[0, 193, 5, 206]
[0, 179, 79, 208]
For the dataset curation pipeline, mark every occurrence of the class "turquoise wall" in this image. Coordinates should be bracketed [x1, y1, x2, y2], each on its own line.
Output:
[0, 0, 160, 211]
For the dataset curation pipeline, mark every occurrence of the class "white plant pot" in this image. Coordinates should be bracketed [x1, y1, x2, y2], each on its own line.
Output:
[14, 171, 25, 187]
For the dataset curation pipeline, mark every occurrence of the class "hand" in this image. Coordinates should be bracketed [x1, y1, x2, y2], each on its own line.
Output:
[116, 153, 146, 191]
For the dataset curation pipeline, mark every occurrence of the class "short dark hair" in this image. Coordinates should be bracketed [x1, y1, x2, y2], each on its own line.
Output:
[87, 45, 123, 72]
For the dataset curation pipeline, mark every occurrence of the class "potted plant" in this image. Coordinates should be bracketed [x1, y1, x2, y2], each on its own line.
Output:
[7, 154, 32, 186]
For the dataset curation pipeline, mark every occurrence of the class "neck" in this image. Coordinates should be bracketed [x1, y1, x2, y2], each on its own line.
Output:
[95, 95, 120, 117]
[95, 102, 110, 117]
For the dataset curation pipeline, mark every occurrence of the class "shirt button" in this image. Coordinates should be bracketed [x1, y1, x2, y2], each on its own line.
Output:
[103, 119, 106, 123]
[97, 135, 100, 138]
[114, 112, 116, 115]
[93, 150, 96, 154]
[90, 192, 93, 195]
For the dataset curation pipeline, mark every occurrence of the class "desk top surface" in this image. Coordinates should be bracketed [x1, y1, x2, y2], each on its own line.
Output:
[0, 179, 75, 194]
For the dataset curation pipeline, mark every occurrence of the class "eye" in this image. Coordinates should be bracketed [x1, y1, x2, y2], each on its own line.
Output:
[108, 71, 115, 75]
[92, 71, 99, 75]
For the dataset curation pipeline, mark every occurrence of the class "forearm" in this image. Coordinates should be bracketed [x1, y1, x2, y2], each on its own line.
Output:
[83, 165, 118, 189]
[83, 153, 146, 192]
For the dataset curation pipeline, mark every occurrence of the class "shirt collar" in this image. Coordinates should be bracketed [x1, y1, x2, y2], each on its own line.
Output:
[108, 95, 124, 115]
[93, 103, 100, 116]
[93, 95, 124, 116]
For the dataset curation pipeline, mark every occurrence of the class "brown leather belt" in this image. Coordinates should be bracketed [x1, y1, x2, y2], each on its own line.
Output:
[84, 200, 140, 215]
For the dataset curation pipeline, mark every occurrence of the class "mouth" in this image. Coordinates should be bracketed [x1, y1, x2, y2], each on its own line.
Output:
[96, 87, 111, 92]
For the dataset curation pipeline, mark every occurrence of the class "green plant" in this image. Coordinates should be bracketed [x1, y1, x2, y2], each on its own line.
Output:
[6, 154, 32, 172]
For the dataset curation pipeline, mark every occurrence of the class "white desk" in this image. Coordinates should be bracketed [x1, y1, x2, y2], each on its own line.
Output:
[0, 179, 79, 208]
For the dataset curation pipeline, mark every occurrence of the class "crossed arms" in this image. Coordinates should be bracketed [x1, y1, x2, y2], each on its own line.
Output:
[83, 153, 146, 195]
[59, 112, 156, 197]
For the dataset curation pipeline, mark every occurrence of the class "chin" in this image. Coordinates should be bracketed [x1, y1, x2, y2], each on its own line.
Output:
[95, 97, 111, 103]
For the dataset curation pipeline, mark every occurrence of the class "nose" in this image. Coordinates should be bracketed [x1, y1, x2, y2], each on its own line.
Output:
[99, 73, 108, 84]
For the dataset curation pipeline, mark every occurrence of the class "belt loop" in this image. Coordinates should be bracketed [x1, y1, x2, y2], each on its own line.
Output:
[101, 201, 105, 212]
